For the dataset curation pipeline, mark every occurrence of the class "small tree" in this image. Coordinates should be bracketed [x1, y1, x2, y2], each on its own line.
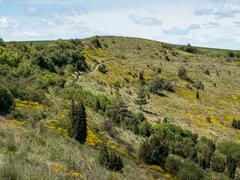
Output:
[139, 71, 145, 85]
[69, 101, 87, 144]
[135, 85, 148, 110]
[0, 85, 14, 114]
[185, 43, 197, 54]
[196, 91, 200, 100]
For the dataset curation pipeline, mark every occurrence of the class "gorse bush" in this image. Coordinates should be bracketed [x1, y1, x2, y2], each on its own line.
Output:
[0, 85, 14, 114]
[98, 143, 123, 171]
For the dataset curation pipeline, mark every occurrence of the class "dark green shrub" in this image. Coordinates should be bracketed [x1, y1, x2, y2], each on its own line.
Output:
[165, 154, 183, 175]
[178, 67, 193, 83]
[228, 52, 235, 58]
[226, 156, 237, 178]
[0, 85, 14, 114]
[68, 101, 87, 144]
[232, 119, 240, 129]
[184, 44, 197, 54]
[149, 77, 175, 95]
[138, 120, 152, 137]
[139, 135, 169, 166]
[193, 81, 204, 90]
[98, 64, 108, 73]
[98, 143, 123, 171]
[211, 153, 226, 173]
[177, 161, 205, 180]
[0, 38, 5, 47]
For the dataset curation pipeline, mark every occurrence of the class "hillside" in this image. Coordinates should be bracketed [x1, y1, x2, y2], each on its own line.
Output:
[0, 36, 240, 179]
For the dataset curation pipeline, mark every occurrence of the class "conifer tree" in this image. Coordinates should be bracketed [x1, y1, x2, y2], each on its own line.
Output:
[69, 100, 87, 144]
[135, 85, 148, 110]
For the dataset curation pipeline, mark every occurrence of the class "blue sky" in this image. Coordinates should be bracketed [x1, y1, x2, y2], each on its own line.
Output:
[1, 0, 240, 49]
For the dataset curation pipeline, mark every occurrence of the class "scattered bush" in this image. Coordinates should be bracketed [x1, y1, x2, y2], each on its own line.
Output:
[98, 143, 123, 171]
[0, 85, 14, 114]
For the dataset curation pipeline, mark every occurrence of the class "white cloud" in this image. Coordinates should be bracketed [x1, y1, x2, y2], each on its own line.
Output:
[196, 2, 240, 19]
[0, 16, 18, 28]
[129, 15, 162, 26]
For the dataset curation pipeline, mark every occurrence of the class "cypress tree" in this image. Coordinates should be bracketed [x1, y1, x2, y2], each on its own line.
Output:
[69, 101, 87, 144]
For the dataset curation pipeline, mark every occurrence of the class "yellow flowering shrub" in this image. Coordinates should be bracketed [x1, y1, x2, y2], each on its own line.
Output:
[86, 129, 101, 146]
[9, 120, 27, 127]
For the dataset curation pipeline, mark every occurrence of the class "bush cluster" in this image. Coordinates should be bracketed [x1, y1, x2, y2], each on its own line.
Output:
[98, 143, 123, 171]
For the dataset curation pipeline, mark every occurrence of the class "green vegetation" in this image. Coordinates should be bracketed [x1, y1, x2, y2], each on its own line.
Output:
[0, 36, 240, 179]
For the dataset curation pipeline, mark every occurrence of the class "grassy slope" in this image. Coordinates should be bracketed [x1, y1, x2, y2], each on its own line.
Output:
[80, 36, 240, 143]
[1, 36, 240, 179]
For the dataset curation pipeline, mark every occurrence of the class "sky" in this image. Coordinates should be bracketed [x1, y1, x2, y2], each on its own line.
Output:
[0, 0, 240, 49]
